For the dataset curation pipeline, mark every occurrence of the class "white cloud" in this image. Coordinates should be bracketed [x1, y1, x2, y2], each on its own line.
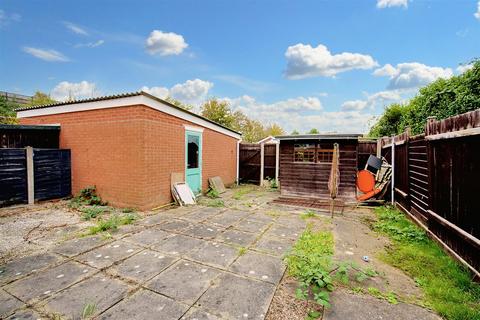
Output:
[456, 64, 474, 74]
[74, 40, 105, 48]
[22, 47, 69, 62]
[63, 21, 88, 35]
[341, 90, 402, 111]
[284, 43, 378, 79]
[226, 95, 323, 113]
[145, 30, 188, 56]
[377, 0, 408, 9]
[214, 75, 275, 93]
[0, 9, 21, 28]
[141, 79, 213, 107]
[51, 81, 98, 101]
[373, 62, 453, 89]
[475, 1, 480, 20]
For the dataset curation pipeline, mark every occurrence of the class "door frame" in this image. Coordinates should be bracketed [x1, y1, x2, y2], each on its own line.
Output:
[185, 126, 203, 194]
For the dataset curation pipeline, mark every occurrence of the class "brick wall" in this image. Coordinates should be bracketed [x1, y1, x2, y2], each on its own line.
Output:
[19, 104, 238, 209]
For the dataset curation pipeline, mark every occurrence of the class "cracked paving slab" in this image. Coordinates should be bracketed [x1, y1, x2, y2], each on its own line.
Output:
[123, 228, 170, 247]
[197, 272, 276, 320]
[75, 240, 142, 269]
[151, 234, 206, 257]
[253, 236, 293, 257]
[184, 224, 225, 240]
[229, 251, 285, 284]
[6, 308, 43, 320]
[207, 210, 249, 227]
[109, 249, 177, 283]
[159, 220, 195, 233]
[42, 274, 129, 319]
[146, 260, 221, 304]
[180, 207, 225, 222]
[99, 289, 189, 320]
[4, 261, 96, 303]
[180, 307, 220, 320]
[233, 219, 271, 233]
[262, 223, 302, 241]
[0, 252, 62, 285]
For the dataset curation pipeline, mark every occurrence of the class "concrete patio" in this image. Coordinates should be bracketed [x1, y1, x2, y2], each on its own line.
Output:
[0, 191, 307, 320]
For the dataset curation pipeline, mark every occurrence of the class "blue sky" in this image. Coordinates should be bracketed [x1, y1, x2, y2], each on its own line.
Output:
[1, 0, 479, 133]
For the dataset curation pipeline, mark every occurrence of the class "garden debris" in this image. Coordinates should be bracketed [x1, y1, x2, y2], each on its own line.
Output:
[170, 173, 196, 206]
[208, 176, 226, 194]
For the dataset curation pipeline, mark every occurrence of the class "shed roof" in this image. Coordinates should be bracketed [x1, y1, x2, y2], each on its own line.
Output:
[16, 91, 241, 139]
[0, 124, 60, 131]
[275, 133, 363, 141]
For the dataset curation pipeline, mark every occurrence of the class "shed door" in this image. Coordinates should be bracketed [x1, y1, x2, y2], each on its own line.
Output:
[185, 130, 202, 194]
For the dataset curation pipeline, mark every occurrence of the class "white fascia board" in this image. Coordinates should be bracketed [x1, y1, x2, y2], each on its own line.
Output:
[16, 95, 241, 140]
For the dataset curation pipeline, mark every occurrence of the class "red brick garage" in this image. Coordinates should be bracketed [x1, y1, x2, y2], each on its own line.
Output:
[17, 92, 241, 209]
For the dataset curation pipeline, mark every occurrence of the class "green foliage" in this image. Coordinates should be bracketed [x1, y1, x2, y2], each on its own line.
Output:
[164, 96, 193, 111]
[203, 198, 225, 207]
[70, 186, 107, 209]
[308, 128, 319, 134]
[201, 98, 236, 128]
[369, 60, 480, 137]
[232, 185, 254, 200]
[300, 209, 317, 220]
[291, 129, 300, 135]
[81, 302, 96, 319]
[238, 247, 247, 256]
[0, 96, 18, 124]
[206, 188, 220, 199]
[80, 206, 109, 220]
[29, 91, 55, 106]
[373, 206, 480, 319]
[86, 212, 138, 235]
[264, 123, 285, 136]
[121, 207, 136, 213]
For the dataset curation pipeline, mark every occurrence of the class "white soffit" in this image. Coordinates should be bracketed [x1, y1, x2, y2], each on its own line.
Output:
[17, 95, 241, 139]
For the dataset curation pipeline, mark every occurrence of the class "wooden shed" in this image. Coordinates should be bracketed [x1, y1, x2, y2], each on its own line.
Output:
[277, 134, 361, 200]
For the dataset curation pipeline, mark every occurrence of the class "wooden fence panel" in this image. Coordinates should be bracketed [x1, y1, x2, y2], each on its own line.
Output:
[0, 149, 27, 206]
[408, 135, 429, 225]
[239, 143, 277, 184]
[357, 141, 377, 169]
[33, 149, 71, 201]
[263, 144, 276, 180]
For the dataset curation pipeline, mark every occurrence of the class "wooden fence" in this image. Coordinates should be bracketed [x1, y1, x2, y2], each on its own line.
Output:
[358, 140, 377, 170]
[0, 124, 60, 149]
[379, 110, 480, 274]
[0, 148, 71, 206]
[239, 143, 277, 184]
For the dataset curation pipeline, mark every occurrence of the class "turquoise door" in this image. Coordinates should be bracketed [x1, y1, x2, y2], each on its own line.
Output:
[185, 130, 202, 194]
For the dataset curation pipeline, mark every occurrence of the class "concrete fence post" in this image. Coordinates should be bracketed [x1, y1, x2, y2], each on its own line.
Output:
[26, 146, 34, 205]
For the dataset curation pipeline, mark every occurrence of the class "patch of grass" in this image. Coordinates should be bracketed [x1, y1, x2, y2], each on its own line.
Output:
[80, 206, 109, 220]
[373, 206, 480, 320]
[266, 209, 282, 217]
[206, 188, 220, 199]
[121, 207, 136, 213]
[232, 185, 254, 200]
[69, 186, 107, 209]
[81, 302, 96, 319]
[203, 198, 225, 207]
[85, 213, 139, 236]
[365, 287, 398, 304]
[238, 247, 247, 256]
[300, 209, 317, 220]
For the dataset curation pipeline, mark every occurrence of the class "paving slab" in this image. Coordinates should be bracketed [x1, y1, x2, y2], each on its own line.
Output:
[159, 219, 194, 232]
[146, 260, 221, 304]
[0, 252, 61, 285]
[42, 274, 129, 319]
[4, 261, 96, 303]
[234, 219, 271, 233]
[262, 223, 302, 241]
[99, 289, 189, 320]
[6, 309, 44, 320]
[197, 272, 275, 320]
[276, 215, 307, 229]
[207, 209, 250, 226]
[109, 249, 177, 283]
[215, 229, 257, 247]
[152, 234, 206, 256]
[75, 240, 142, 269]
[229, 251, 285, 284]
[253, 237, 293, 257]
[186, 241, 239, 268]
[324, 290, 441, 320]
[180, 207, 225, 222]
[180, 307, 220, 320]
[0, 289, 24, 318]
[53, 235, 110, 257]
[139, 214, 175, 226]
[123, 228, 170, 247]
[184, 224, 225, 240]
[245, 212, 277, 223]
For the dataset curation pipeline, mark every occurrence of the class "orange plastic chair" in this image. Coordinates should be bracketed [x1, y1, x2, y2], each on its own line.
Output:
[356, 170, 375, 193]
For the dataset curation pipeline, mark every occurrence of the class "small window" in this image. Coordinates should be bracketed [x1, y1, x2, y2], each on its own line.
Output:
[317, 143, 334, 163]
[294, 143, 316, 162]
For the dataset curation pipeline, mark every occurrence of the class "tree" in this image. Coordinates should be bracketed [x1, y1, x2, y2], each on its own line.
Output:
[264, 123, 285, 137]
[29, 91, 55, 106]
[308, 128, 319, 134]
[0, 96, 18, 124]
[164, 96, 193, 111]
[369, 59, 480, 137]
[291, 129, 300, 135]
[200, 98, 235, 128]
[241, 118, 266, 143]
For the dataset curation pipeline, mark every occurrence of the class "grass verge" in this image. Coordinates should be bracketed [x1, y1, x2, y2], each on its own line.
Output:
[373, 206, 480, 320]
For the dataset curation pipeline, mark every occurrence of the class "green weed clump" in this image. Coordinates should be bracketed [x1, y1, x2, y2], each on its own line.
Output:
[86, 213, 138, 235]
[374, 206, 480, 320]
[80, 206, 109, 220]
[232, 185, 254, 200]
[69, 186, 107, 209]
[206, 188, 220, 199]
[300, 209, 317, 220]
